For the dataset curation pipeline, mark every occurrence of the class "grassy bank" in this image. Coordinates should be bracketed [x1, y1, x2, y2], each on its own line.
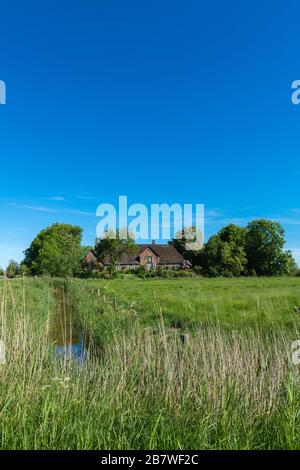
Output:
[0, 277, 300, 449]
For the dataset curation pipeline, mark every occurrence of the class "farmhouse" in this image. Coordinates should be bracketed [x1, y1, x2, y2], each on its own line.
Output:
[84, 243, 191, 271]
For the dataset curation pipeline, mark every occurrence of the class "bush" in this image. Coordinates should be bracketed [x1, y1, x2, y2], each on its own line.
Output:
[75, 268, 109, 279]
[193, 266, 203, 276]
[6, 260, 21, 278]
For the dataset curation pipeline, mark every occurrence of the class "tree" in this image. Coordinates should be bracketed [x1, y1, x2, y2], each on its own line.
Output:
[19, 264, 29, 276]
[80, 245, 94, 260]
[23, 223, 83, 277]
[6, 260, 20, 278]
[95, 229, 137, 276]
[201, 224, 247, 277]
[79, 245, 96, 274]
[169, 226, 204, 265]
[245, 219, 296, 276]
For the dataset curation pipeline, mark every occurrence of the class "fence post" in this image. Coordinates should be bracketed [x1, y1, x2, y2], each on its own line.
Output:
[180, 334, 189, 346]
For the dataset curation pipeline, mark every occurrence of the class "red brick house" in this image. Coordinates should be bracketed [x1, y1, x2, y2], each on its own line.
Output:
[84, 244, 191, 271]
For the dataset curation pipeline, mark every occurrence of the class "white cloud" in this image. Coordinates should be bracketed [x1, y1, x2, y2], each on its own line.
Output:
[76, 192, 97, 200]
[8, 203, 57, 213]
[205, 208, 300, 228]
[66, 209, 95, 217]
[45, 196, 65, 201]
[7, 203, 95, 217]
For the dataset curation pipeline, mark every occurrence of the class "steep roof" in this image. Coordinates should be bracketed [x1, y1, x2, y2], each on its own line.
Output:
[102, 251, 139, 266]
[138, 244, 184, 264]
[98, 243, 185, 266]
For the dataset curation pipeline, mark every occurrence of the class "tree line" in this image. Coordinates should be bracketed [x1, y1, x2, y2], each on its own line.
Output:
[171, 220, 296, 277]
[1, 219, 297, 278]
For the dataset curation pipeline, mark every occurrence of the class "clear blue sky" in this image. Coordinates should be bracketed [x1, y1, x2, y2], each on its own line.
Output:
[0, 0, 300, 268]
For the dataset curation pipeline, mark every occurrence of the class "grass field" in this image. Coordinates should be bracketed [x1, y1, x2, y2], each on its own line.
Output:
[82, 277, 300, 328]
[1, 276, 300, 449]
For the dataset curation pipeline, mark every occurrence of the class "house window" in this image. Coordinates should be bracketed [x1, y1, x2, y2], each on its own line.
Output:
[147, 256, 152, 263]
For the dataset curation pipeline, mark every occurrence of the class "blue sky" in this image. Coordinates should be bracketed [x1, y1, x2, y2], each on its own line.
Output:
[0, 0, 300, 267]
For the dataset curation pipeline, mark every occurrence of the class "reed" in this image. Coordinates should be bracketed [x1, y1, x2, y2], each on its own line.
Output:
[0, 277, 300, 449]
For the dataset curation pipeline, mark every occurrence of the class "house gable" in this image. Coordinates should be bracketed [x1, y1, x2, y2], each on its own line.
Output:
[83, 250, 103, 271]
[139, 247, 160, 269]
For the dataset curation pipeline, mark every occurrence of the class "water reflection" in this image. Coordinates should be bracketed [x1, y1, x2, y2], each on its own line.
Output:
[51, 289, 86, 364]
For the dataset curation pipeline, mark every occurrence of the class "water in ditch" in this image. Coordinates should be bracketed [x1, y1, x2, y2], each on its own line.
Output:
[50, 288, 86, 364]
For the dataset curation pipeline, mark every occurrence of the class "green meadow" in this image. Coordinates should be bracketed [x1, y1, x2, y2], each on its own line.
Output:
[1, 276, 300, 449]
[83, 277, 300, 328]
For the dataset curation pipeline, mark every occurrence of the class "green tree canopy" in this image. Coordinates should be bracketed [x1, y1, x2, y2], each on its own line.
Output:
[6, 260, 21, 278]
[245, 219, 295, 276]
[23, 223, 83, 277]
[201, 224, 248, 277]
[95, 229, 137, 276]
[169, 226, 204, 265]
[80, 245, 94, 259]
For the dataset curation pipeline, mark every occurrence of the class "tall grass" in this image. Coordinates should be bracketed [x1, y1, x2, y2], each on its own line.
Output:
[0, 277, 300, 449]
